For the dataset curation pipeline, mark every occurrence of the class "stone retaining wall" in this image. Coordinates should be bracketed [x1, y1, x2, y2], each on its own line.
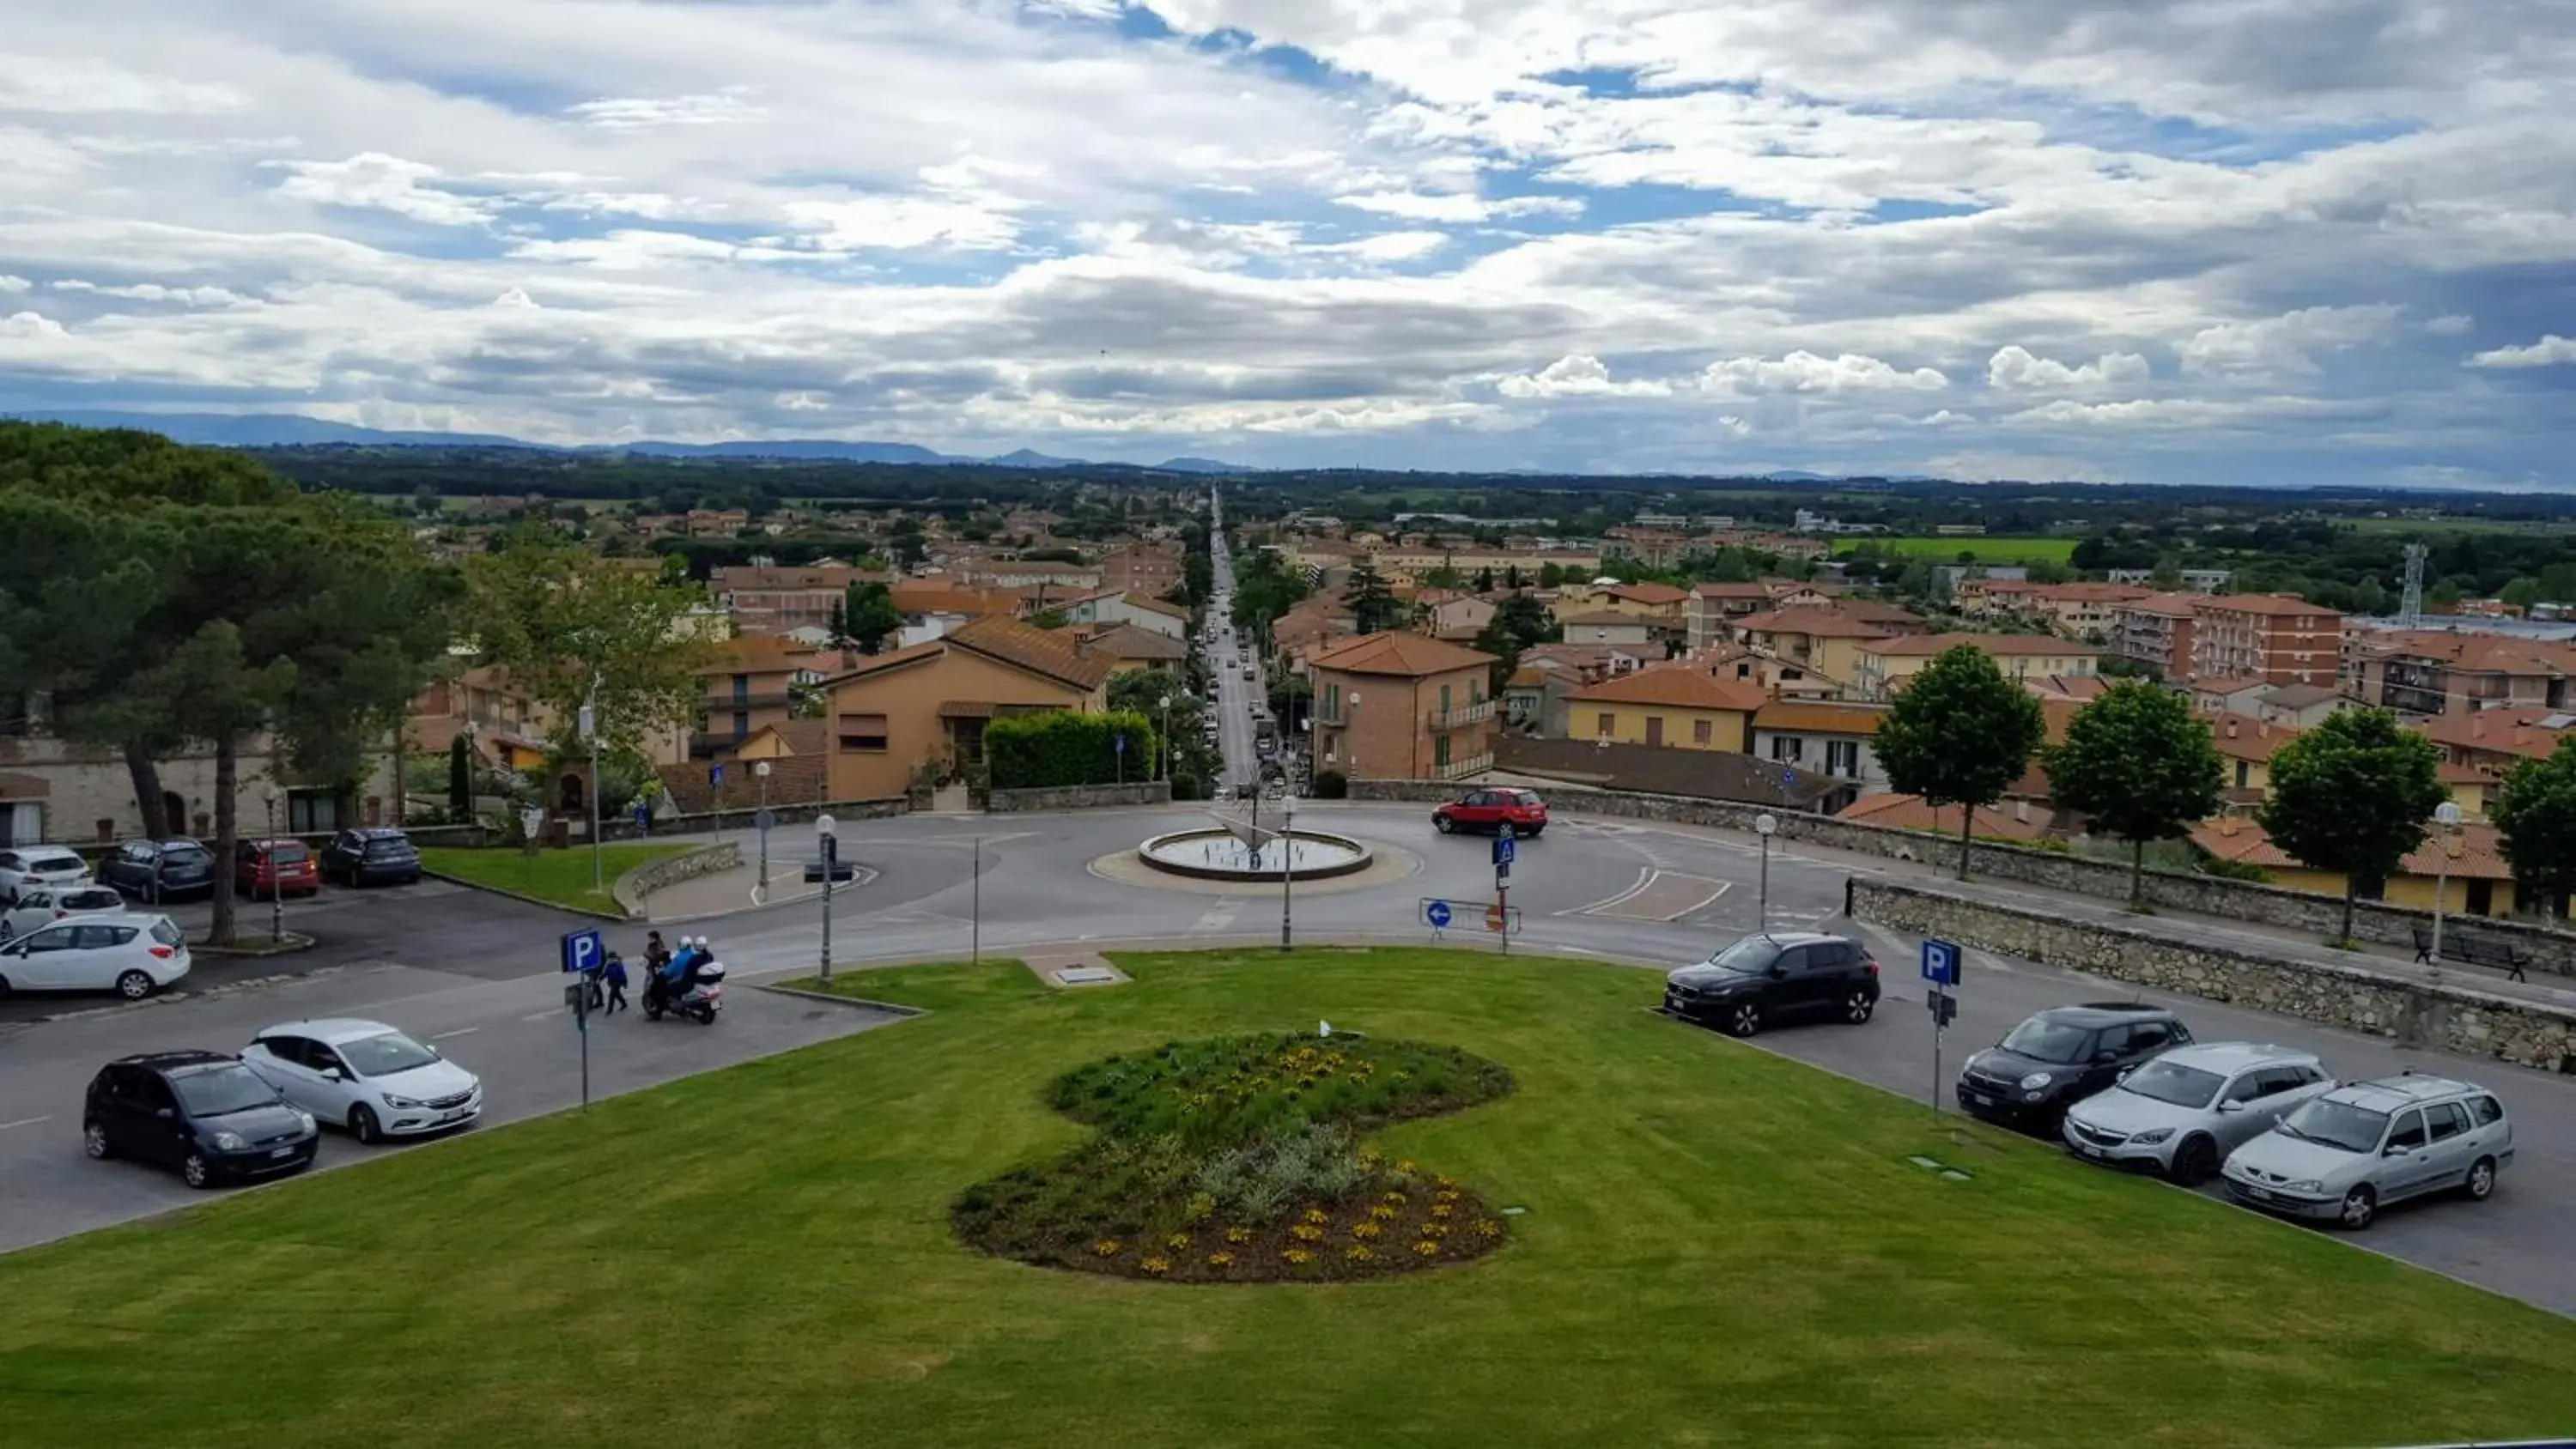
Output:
[987, 780, 1173, 812]
[1349, 777, 2576, 975]
[613, 842, 741, 918]
[406, 796, 909, 849]
[1847, 877, 2576, 1075]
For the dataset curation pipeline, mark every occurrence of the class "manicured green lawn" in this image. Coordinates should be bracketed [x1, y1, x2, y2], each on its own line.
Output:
[3, 948, 2570, 1448]
[1838, 535, 2081, 564]
[416, 841, 696, 912]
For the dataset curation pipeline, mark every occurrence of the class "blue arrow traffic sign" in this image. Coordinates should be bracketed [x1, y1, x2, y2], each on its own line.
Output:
[709, 762, 725, 787]
[1492, 835, 1516, 867]
[560, 928, 605, 975]
[1920, 938, 1961, 986]
[1425, 900, 1453, 929]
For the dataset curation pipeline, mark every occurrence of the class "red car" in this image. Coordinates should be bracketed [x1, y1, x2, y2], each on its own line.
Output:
[234, 839, 321, 899]
[1433, 788, 1548, 837]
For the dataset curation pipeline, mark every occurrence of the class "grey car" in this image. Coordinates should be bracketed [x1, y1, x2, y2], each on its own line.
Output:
[2221, 1073, 2514, 1229]
[2061, 1042, 2335, 1185]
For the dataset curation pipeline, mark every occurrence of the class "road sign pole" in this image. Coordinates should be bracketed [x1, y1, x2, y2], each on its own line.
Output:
[1498, 882, 1510, 954]
[1930, 998, 1941, 1121]
[972, 835, 982, 966]
[1279, 793, 1294, 952]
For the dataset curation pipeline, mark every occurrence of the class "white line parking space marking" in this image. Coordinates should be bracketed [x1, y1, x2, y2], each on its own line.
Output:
[428, 1027, 480, 1041]
[0, 1116, 51, 1132]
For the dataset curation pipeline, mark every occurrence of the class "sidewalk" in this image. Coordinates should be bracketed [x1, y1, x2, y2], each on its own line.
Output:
[636, 858, 823, 922]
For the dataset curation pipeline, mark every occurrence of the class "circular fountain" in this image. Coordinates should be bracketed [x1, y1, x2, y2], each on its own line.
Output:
[1138, 826, 1375, 882]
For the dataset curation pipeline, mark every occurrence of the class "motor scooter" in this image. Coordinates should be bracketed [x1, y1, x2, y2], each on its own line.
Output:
[644, 960, 724, 1024]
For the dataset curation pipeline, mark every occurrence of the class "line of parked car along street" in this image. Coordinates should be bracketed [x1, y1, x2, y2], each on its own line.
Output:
[1661, 930, 2517, 1235]
[0, 828, 425, 1001]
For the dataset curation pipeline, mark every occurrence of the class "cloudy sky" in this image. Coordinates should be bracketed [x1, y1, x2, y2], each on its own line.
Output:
[3, 0, 2573, 484]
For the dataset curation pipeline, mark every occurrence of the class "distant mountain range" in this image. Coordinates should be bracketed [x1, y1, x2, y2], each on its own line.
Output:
[4, 409, 1259, 476]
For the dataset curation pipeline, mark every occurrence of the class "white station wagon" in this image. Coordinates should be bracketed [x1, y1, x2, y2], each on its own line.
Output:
[2222, 1073, 2512, 1230]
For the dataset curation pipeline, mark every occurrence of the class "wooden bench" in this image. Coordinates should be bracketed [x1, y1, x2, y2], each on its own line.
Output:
[2410, 923, 2533, 982]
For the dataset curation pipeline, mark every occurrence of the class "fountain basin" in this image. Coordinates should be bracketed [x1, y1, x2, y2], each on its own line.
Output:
[1138, 827, 1374, 882]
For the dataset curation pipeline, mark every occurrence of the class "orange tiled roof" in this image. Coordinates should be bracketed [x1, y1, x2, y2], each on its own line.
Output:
[1603, 582, 1690, 606]
[2421, 704, 2576, 762]
[1863, 633, 2100, 658]
[2208, 712, 2300, 762]
[1840, 793, 2054, 842]
[947, 615, 1115, 691]
[1752, 700, 1886, 735]
[2192, 593, 2342, 618]
[1736, 607, 1905, 639]
[1307, 631, 1498, 678]
[1566, 665, 1770, 712]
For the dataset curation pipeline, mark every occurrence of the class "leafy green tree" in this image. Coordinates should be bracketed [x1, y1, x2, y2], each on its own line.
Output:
[1537, 561, 1566, 589]
[1346, 557, 1402, 634]
[1473, 592, 1562, 690]
[2500, 576, 2543, 613]
[843, 580, 902, 654]
[2491, 737, 2576, 920]
[2048, 681, 2225, 902]
[2258, 707, 2445, 942]
[1473, 566, 1496, 592]
[1875, 646, 2047, 879]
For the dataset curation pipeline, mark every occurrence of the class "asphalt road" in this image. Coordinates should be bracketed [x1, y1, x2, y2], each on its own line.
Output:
[2, 800, 2569, 1316]
[1207, 512, 1265, 791]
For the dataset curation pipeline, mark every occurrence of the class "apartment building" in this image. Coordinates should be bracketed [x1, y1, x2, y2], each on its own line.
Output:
[818, 616, 1112, 800]
[1563, 666, 1769, 753]
[1686, 583, 1777, 650]
[1309, 633, 1499, 781]
[1062, 589, 1191, 640]
[1978, 582, 2155, 639]
[2342, 628, 2576, 718]
[2188, 596, 2345, 688]
[2107, 593, 2201, 677]
[691, 635, 834, 761]
[711, 565, 890, 636]
[1733, 608, 1903, 686]
[1852, 634, 2101, 700]
[1749, 700, 1891, 791]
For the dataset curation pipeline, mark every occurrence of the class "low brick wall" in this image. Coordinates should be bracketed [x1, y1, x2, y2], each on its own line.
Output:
[613, 842, 741, 918]
[1847, 876, 2576, 1075]
[404, 797, 909, 848]
[1349, 777, 2576, 975]
[987, 780, 1173, 812]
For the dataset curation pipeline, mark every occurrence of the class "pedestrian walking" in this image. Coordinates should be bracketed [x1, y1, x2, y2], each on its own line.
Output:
[603, 952, 629, 1014]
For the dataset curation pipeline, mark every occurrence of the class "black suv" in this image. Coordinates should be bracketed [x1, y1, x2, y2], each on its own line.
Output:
[82, 1052, 319, 1189]
[96, 839, 217, 902]
[1957, 1003, 2194, 1132]
[319, 828, 421, 888]
[1663, 931, 1881, 1038]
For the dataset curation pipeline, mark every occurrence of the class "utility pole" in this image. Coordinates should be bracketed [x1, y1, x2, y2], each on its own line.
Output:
[580, 682, 602, 895]
[817, 814, 837, 986]
[264, 788, 284, 944]
[1279, 792, 1295, 951]
[1754, 812, 1777, 934]
[754, 760, 772, 905]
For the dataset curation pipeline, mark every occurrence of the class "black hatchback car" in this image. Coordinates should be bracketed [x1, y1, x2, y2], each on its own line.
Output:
[82, 1052, 319, 1189]
[319, 828, 422, 888]
[96, 839, 218, 902]
[1663, 931, 1880, 1038]
[1956, 1003, 2195, 1133]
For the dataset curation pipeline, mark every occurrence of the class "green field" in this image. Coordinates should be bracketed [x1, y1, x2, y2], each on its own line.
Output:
[1836, 535, 2081, 564]
[416, 841, 696, 912]
[2345, 517, 2576, 537]
[3, 947, 2569, 1448]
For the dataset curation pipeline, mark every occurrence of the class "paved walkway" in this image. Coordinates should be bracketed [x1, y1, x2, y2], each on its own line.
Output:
[640, 858, 823, 923]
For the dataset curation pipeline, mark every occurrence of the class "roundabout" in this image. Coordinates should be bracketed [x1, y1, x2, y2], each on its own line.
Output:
[1135, 824, 1374, 882]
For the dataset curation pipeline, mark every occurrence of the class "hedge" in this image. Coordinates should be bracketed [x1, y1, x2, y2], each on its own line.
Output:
[986, 708, 1160, 789]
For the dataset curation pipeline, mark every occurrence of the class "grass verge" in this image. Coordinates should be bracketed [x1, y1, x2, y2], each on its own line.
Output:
[416, 841, 696, 912]
[3, 947, 2572, 1448]
[1835, 534, 2081, 564]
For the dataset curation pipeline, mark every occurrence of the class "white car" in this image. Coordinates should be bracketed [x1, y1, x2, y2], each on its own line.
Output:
[0, 845, 93, 905]
[0, 912, 191, 999]
[242, 1018, 483, 1144]
[0, 882, 131, 943]
[2222, 1073, 2513, 1230]
[2061, 1042, 2335, 1184]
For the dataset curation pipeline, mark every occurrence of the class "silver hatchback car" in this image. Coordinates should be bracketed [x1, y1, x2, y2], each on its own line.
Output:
[2062, 1042, 2336, 1184]
[2222, 1073, 2513, 1230]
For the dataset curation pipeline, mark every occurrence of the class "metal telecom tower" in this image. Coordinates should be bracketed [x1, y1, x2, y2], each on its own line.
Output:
[2398, 543, 2427, 626]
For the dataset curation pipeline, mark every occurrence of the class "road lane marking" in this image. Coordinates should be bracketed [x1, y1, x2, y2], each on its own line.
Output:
[519, 1009, 560, 1022]
[428, 1027, 480, 1041]
[0, 1116, 50, 1131]
[1562, 868, 1653, 917]
[1577, 870, 1731, 922]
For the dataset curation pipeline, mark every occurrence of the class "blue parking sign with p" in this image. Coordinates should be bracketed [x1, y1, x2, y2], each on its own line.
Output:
[1920, 938, 1960, 986]
[562, 928, 605, 975]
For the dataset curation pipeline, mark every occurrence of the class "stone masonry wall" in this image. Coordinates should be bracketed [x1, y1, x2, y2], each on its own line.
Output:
[1349, 777, 2576, 975]
[613, 842, 741, 918]
[986, 780, 1174, 813]
[1848, 877, 2576, 1075]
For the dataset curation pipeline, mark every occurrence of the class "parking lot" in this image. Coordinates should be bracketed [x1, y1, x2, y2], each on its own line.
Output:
[1, 800, 2569, 1314]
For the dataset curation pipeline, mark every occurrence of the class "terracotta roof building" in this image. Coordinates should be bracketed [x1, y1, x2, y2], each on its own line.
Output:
[1309, 632, 1500, 781]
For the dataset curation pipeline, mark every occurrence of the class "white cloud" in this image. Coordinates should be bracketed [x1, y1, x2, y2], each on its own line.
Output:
[1334, 191, 1582, 222]
[2424, 313, 2475, 336]
[271, 154, 494, 227]
[0, 275, 29, 294]
[0, 311, 70, 339]
[1497, 353, 1672, 397]
[566, 91, 765, 129]
[2176, 305, 2403, 380]
[2466, 335, 2576, 369]
[1319, 231, 1450, 263]
[0, 58, 242, 114]
[52, 280, 251, 306]
[1701, 351, 1947, 396]
[1984, 345, 2149, 392]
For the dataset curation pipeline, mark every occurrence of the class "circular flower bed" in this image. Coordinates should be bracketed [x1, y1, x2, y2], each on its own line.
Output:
[953, 1033, 1516, 1282]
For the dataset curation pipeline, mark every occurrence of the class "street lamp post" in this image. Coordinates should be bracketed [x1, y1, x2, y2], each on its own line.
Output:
[1754, 812, 1778, 935]
[264, 785, 284, 944]
[1158, 693, 1172, 782]
[1279, 791, 1295, 952]
[754, 760, 772, 904]
[2428, 800, 2464, 972]
[816, 814, 837, 986]
[579, 682, 602, 895]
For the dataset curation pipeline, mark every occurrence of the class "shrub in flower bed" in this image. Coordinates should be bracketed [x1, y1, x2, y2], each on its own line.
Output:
[951, 1033, 1514, 1282]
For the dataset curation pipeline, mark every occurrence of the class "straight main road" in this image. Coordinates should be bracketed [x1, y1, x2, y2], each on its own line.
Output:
[3, 798, 2568, 1315]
